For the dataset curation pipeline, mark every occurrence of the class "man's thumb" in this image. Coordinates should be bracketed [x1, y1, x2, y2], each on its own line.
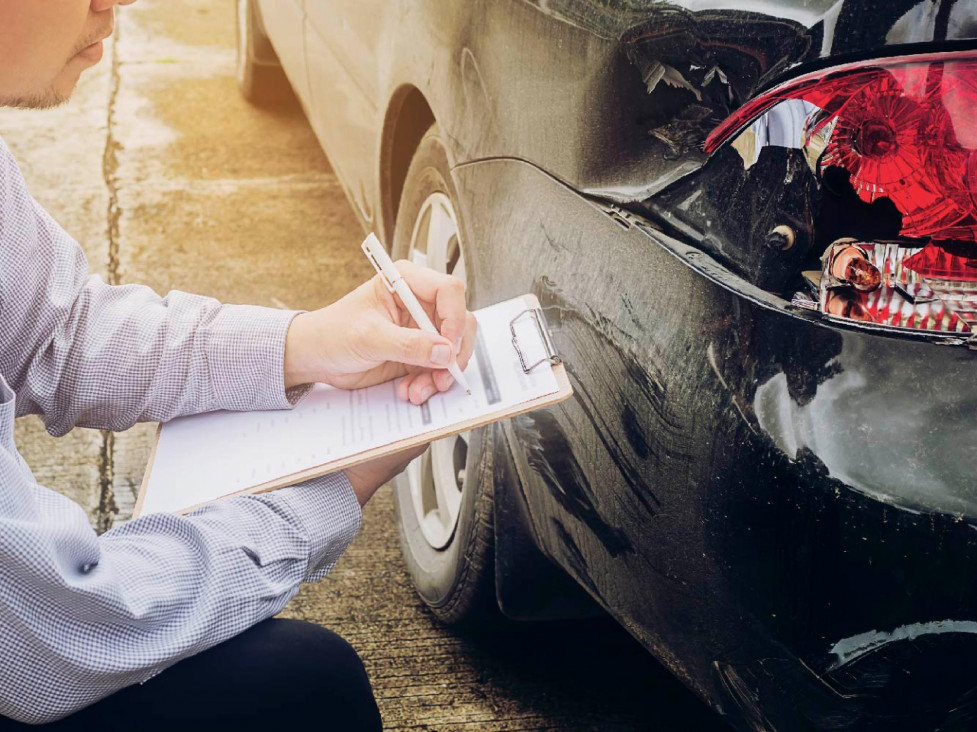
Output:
[379, 321, 454, 368]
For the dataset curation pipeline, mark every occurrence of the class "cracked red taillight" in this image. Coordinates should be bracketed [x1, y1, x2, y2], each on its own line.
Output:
[706, 52, 977, 335]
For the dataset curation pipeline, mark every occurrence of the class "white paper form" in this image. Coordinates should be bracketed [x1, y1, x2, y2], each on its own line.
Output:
[139, 297, 559, 515]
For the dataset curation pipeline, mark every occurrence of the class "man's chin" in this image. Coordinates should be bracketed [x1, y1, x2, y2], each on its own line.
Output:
[0, 70, 80, 110]
[0, 92, 71, 111]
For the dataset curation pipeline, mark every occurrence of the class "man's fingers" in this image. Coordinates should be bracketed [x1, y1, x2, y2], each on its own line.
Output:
[456, 311, 477, 370]
[370, 262, 473, 404]
[374, 319, 454, 369]
[394, 259, 468, 342]
[397, 370, 450, 404]
[396, 372, 417, 402]
[394, 259, 457, 300]
[371, 275, 403, 324]
[435, 278, 468, 345]
[432, 369, 454, 392]
[408, 372, 439, 405]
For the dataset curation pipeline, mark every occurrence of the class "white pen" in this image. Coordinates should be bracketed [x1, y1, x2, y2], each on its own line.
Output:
[361, 233, 473, 396]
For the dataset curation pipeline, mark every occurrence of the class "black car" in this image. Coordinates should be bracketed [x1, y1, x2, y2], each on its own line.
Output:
[236, 1, 977, 729]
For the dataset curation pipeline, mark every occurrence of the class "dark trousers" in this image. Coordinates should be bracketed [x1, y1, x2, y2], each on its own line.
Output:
[0, 619, 382, 731]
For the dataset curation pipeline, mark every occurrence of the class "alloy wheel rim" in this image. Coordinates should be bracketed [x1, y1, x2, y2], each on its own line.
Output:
[406, 192, 469, 550]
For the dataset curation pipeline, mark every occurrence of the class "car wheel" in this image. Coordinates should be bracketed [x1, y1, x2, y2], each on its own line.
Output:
[235, 0, 292, 106]
[391, 125, 499, 626]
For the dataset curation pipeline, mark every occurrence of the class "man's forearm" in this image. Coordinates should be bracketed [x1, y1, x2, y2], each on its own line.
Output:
[0, 471, 361, 724]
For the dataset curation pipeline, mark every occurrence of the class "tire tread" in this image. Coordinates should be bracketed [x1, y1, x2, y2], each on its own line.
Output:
[430, 440, 498, 626]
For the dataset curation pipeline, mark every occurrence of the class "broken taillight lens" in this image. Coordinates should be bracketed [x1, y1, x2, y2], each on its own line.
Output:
[706, 52, 977, 335]
[705, 51, 977, 242]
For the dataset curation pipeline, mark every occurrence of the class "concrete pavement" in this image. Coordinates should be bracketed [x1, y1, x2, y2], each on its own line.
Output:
[0, 2, 721, 729]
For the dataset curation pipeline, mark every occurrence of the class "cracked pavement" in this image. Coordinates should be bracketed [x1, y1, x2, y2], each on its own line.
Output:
[0, 2, 722, 730]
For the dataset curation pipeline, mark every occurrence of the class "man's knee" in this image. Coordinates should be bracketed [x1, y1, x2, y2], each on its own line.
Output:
[256, 620, 381, 729]
[294, 622, 374, 691]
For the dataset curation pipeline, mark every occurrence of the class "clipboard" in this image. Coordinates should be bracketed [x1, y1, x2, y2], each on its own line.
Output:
[133, 293, 571, 517]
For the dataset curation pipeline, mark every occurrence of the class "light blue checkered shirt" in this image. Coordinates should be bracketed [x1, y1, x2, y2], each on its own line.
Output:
[0, 137, 362, 724]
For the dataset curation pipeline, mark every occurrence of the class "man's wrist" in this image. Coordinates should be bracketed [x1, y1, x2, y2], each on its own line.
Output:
[283, 311, 316, 390]
[342, 466, 383, 507]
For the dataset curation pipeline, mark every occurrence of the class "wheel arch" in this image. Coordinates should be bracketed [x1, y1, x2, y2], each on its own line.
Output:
[379, 85, 436, 247]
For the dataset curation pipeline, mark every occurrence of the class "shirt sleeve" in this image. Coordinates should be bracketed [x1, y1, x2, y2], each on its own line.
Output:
[0, 464, 362, 724]
[0, 136, 365, 723]
[0, 137, 302, 435]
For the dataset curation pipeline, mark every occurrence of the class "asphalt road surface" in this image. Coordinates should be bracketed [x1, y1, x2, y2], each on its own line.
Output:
[0, 2, 725, 730]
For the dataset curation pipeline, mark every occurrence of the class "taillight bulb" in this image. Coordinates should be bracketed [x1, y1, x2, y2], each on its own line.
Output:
[827, 244, 883, 292]
[854, 119, 897, 157]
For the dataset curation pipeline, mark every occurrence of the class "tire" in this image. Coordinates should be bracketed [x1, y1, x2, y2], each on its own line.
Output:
[391, 125, 500, 627]
[235, 0, 293, 107]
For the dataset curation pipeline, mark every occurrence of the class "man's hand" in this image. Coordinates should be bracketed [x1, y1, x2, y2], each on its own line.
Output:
[283, 259, 477, 405]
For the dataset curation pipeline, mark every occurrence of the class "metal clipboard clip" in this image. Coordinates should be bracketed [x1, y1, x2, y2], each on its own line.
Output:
[510, 308, 561, 374]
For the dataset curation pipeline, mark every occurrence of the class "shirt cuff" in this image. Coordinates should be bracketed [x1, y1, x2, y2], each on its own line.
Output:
[205, 304, 307, 411]
[252, 472, 363, 583]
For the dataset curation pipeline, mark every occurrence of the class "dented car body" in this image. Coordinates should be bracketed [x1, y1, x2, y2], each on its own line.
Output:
[255, 0, 977, 728]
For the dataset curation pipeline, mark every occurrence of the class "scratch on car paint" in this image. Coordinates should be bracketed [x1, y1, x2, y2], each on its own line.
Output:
[556, 362, 664, 517]
[619, 292, 645, 333]
[715, 662, 776, 732]
[621, 403, 651, 459]
[706, 342, 758, 434]
[459, 46, 499, 153]
[513, 411, 634, 557]
[534, 276, 693, 515]
[828, 620, 977, 671]
[538, 219, 569, 253]
[550, 517, 604, 600]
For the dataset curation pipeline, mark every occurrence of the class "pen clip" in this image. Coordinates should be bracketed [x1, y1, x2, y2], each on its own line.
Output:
[361, 241, 396, 292]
